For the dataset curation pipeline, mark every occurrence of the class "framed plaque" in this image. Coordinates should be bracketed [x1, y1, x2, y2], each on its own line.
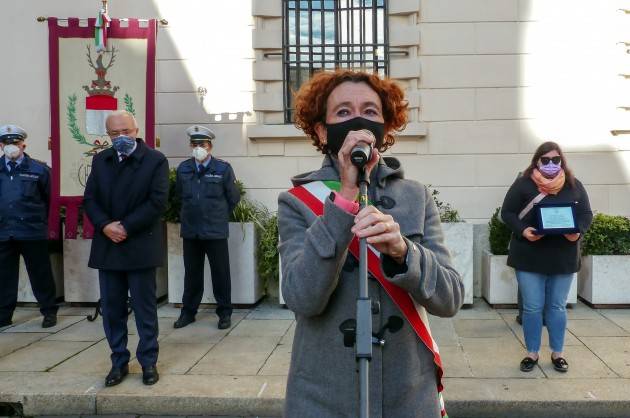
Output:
[534, 202, 579, 235]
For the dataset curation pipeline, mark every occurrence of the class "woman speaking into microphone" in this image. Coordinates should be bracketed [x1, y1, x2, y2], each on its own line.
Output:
[278, 69, 464, 417]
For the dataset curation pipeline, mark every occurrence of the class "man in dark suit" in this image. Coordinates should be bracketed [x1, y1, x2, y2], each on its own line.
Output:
[83, 110, 168, 387]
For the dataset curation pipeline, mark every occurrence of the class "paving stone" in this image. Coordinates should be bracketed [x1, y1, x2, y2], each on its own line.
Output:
[189, 336, 280, 375]
[157, 304, 182, 318]
[459, 336, 545, 378]
[581, 336, 630, 378]
[599, 310, 630, 333]
[228, 319, 293, 337]
[0, 340, 93, 371]
[567, 318, 629, 337]
[500, 312, 584, 347]
[50, 337, 140, 374]
[43, 318, 106, 342]
[566, 302, 604, 320]
[538, 345, 618, 379]
[453, 319, 513, 338]
[246, 307, 295, 320]
[258, 346, 291, 376]
[159, 312, 245, 344]
[279, 322, 295, 346]
[0, 332, 48, 358]
[454, 298, 501, 319]
[129, 343, 212, 375]
[57, 306, 100, 316]
[7, 315, 84, 333]
[5, 307, 41, 326]
[440, 345, 473, 378]
[428, 315, 459, 346]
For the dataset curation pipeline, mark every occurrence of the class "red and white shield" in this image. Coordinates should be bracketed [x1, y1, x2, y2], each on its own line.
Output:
[85, 95, 117, 135]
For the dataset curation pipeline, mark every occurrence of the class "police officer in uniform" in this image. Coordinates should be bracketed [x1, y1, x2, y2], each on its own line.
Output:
[174, 125, 240, 330]
[0, 125, 58, 328]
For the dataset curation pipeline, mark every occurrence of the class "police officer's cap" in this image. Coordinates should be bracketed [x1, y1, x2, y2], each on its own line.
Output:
[186, 125, 215, 141]
[0, 125, 27, 144]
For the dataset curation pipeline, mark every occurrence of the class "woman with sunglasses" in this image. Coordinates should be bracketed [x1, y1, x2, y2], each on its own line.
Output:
[501, 141, 592, 373]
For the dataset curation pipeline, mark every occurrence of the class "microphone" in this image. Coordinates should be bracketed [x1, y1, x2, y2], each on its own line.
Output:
[350, 142, 372, 168]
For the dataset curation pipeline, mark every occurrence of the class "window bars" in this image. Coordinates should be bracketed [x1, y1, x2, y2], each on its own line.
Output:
[283, 0, 389, 122]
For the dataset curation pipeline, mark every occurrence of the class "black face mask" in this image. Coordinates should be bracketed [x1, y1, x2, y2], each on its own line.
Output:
[324, 117, 385, 156]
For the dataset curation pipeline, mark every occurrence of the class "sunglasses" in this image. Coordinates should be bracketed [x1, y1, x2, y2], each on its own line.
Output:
[540, 156, 561, 165]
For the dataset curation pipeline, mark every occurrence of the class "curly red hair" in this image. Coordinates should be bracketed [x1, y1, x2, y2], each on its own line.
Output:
[293, 69, 408, 154]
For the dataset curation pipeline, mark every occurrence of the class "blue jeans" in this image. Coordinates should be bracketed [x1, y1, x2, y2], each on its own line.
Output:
[515, 270, 574, 353]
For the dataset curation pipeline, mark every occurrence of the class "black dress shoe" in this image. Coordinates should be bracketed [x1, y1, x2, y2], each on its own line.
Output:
[0, 319, 12, 328]
[142, 365, 159, 385]
[42, 313, 57, 328]
[105, 365, 129, 387]
[551, 356, 569, 373]
[519, 356, 538, 372]
[218, 315, 231, 330]
[173, 313, 195, 329]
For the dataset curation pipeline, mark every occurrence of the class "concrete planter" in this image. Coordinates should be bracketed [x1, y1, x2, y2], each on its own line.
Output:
[442, 223, 474, 305]
[63, 226, 168, 303]
[167, 222, 263, 305]
[482, 249, 577, 306]
[578, 255, 630, 305]
[18, 252, 64, 302]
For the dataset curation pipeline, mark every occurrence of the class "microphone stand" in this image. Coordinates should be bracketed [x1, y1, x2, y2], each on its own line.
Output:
[355, 166, 372, 418]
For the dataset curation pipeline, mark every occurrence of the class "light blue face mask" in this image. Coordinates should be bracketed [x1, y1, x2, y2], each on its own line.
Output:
[111, 135, 136, 155]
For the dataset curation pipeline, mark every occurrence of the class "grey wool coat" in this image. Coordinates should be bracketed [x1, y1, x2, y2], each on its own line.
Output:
[278, 155, 464, 418]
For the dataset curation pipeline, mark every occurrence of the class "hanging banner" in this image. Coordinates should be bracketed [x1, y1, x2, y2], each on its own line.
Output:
[47, 17, 156, 239]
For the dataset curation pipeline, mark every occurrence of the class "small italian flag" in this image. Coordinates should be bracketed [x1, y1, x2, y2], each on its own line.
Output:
[95, 7, 111, 53]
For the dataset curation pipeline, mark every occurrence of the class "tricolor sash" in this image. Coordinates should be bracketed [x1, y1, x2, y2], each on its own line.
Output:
[288, 180, 448, 418]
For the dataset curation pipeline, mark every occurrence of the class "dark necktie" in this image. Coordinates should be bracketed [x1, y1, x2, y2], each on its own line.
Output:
[198, 164, 207, 176]
[7, 161, 17, 175]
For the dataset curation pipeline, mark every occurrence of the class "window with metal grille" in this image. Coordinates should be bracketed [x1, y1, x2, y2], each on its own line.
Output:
[283, 0, 388, 122]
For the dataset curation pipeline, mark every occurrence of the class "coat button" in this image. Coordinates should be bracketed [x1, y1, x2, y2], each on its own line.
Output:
[371, 300, 380, 315]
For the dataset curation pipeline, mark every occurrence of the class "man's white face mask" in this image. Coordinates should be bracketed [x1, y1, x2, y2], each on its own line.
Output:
[3, 144, 21, 160]
[191, 146, 209, 162]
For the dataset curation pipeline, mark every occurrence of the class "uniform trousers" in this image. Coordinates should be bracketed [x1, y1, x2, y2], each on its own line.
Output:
[182, 238, 232, 318]
[0, 239, 58, 322]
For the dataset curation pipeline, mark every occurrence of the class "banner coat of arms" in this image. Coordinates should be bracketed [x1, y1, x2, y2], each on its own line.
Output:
[47, 17, 156, 240]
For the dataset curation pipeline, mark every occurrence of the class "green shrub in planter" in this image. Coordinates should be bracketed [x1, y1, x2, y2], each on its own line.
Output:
[430, 187, 463, 223]
[582, 213, 630, 255]
[258, 214, 279, 292]
[164, 168, 181, 223]
[488, 207, 511, 255]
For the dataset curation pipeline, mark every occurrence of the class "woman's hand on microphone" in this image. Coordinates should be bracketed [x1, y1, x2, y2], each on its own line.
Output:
[337, 130, 379, 201]
[351, 206, 408, 264]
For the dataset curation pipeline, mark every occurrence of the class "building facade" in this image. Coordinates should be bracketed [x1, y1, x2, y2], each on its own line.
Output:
[2, 0, 629, 222]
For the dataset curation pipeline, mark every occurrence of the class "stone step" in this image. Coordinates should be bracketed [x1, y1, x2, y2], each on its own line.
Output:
[2, 372, 630, 418]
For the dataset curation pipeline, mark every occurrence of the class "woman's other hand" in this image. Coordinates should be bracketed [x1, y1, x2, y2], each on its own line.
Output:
[352, 206, 407, 264]
[564, 232, 580, 242]
[522, 226, 543, 242]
